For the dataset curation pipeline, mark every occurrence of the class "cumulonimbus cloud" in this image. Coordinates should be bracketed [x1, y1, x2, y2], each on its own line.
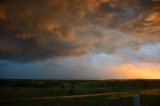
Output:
[0, 0, 159, 62]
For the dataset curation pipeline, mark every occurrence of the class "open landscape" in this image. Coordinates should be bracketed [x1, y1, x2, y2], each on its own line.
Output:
[0, 79, 160, 106]
[0, 0, 160, 106]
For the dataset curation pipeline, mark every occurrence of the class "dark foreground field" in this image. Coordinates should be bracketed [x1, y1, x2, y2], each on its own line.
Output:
[0, 79, 160, 106]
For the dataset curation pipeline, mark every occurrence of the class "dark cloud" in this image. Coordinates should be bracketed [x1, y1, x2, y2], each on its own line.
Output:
[0, 0, 159, 62]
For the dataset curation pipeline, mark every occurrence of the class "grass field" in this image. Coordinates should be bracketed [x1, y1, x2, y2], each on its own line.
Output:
[0, 79, 160, 106]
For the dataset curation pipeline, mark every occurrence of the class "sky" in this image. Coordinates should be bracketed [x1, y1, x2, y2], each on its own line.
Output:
[0, 0, 160, 79]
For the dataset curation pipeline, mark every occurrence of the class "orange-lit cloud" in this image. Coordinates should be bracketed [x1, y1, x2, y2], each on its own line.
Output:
[0, 3, 9, 20]
[145, 12, 159, 21]
[0, 0, 159, 63]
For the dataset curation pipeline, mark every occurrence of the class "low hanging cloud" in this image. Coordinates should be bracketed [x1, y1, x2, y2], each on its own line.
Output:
[0, 0, 160, 62]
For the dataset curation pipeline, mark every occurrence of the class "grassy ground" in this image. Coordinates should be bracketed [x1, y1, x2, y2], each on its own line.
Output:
[0, 80, 160, 106]
[0, 89, 160, 106]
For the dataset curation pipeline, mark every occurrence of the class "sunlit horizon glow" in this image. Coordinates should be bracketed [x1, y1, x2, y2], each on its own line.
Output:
[0, 0, 160, 79]
[112, 64, 160, 79]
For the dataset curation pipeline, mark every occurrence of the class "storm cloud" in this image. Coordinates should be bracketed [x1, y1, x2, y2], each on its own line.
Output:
[0, 0, 160, 63]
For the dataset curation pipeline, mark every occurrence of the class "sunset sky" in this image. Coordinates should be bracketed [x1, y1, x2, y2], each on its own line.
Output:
[0, 0, 160, 79]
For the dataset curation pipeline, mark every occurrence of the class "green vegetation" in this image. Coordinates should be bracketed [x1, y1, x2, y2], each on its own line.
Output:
[0, 79, 160, 106]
